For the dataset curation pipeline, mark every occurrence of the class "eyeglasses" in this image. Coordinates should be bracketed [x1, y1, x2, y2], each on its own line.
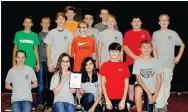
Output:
[62, 60, 70, 63]
[79, 26, 87, 29]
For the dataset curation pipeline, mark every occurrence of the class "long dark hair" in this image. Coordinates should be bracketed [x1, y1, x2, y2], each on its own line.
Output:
[81, 57, 98, 83]
[55, 53, 71, 82]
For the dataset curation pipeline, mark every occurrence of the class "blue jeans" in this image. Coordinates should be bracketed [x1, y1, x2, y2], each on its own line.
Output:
[12, 101, 32, 112]
[53, 102, 75, 112]
[80, 93, 102, 112]
[37, 61, 48, 104]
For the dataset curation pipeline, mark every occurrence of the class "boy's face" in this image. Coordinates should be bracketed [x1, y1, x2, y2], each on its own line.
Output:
[79, 23, 88, 34]
[56, 16, 66, 27]
[41, 19, 50, 29]
[158, 16, 169, 28]
[23, 18, 32, 29]
[107, 17, 116, 28]
[65, 10, 76, 20]
[140, 43, 152, 56]
[86, 60, 94, 73]
[16, 52, 26, 65]
[84, 15, 94, 27]
[131, 18, 142, 30]
[100, 9, 109, 20]
[109, 50, 120, 59]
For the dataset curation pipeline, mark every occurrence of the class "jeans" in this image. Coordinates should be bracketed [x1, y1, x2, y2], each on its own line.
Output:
[80, 93, 102, 112]
[53, 102, 75, 112]
[12, 101, 32, 112]
[37, 61, 48, 105]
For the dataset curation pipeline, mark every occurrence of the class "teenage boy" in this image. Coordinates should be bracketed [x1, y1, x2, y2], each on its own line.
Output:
[100, 42, 130, 112]
[44, 12, 73, 111]
[94, 9, 118, 32]
[37, 17, 50, 110]
[64, 6, 78, 36]
[133, 40, 162, 112]
[123, 16, 152, 109]
[152, 14, 185, 111]
[12, 17, 40, 71]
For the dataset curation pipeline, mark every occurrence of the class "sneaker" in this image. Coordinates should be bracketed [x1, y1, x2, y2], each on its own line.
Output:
[127, 100, 135, 110]
[5, 106, 12, 112]
[153, 106, 167, 112]
[45, 107, 53, 112]
[37, 104, 44, 110]
[75, 104, 83, 112]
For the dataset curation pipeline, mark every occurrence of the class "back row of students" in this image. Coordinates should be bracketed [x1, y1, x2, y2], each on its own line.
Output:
[6, 6, 185, 112]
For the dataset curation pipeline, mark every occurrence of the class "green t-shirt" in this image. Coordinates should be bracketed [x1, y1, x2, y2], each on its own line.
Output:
[13, 30, 40, 68]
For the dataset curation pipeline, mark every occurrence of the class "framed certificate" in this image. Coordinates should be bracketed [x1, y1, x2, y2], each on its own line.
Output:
[70, 73, 82, 89]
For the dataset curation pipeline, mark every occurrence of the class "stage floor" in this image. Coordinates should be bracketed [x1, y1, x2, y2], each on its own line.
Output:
[2, 92, 188, 112]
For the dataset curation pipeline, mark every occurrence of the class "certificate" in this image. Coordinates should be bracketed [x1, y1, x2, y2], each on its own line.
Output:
[70, 73, 82, 88]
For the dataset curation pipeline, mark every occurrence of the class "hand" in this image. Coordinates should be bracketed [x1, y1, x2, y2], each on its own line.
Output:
[35, 63, 40, 72]
[106, 99, 113, 110]
[88, 107, 95, 112]
[147, 93, 153, 104]
[62, 73, 68, 81]
[48, 65, 55, 72]
[174, 56, 180, 64]
[13, 61, 16, 67]
[95, 60, 99, 69]
[99, 61, 102, 69]
[118, 100, 125, 110]
[79, 88, 85, 95]
[70, 89, 76, 93]
[134, 55, 140, 60]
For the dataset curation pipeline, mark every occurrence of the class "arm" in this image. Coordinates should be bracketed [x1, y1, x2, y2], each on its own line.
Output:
[120, 48, 124, 61]
[46, 44, 54, 72]
[123, 45, 139, 60]
[153, 45, 158, 59]
[34, 46, 40, 72]
[5, 82, 13, 90]
[90, 89, 102, 111]
[98, 41, 103, 68]
[175, 42, 185, 64]
[136, 75, 152, 95]
[152, 73, 162, 102]
[31, 81, 38, 89]
[12, 44, 17, 66]
[68, 42, 72, 57]
[53, 78, 67, 95]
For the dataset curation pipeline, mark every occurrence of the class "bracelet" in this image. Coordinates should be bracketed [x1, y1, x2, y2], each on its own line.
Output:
[48, 64, 53, 67]
[106, 101, 111, 105]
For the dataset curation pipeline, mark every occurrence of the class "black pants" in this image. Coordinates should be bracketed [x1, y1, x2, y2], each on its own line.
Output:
[128, 64, 136, 85]
[105, 99, 128, 112]
[45, 71, 54, 107]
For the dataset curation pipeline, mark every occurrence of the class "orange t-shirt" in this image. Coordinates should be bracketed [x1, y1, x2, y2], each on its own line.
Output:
[64, 21, 78, 36]
[72, 36, 95, 72]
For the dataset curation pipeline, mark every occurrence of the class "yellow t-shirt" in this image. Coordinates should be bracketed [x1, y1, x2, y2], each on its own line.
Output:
[64, 21, 78, 36]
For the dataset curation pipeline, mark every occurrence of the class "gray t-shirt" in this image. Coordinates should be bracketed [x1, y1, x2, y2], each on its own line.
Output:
[38, 32, 48, 62]
[152, 29, 182, 68]
[94, 22, 119, 32]
[78, 74, 101, 101]
[44, 28, 73, 67]
[97, 29, 123, 64]
[75, 28, 100, 60]
[5, 65, 37, 102]
[133, 58, 162, 93]
[50, 72, 74, 104]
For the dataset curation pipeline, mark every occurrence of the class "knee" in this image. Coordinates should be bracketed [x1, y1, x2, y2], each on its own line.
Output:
[135, 86, 143, 97]
[85, 93, 94, 102]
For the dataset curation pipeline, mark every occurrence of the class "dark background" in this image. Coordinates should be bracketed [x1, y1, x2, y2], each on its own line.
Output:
[2, 1, 188, 92]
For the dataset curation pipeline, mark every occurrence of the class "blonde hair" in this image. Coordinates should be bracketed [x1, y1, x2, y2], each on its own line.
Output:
[56, 12, 66, 20]
[159, 14, 170, 21]
[140, 40, 153, 48]
[107, 15, 117, 24]
[78, 20, 88, 28]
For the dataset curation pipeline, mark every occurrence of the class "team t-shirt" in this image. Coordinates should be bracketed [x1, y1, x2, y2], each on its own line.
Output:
[64, 21, 78, 36]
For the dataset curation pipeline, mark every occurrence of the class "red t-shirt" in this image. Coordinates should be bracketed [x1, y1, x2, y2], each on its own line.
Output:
[123, 29, 152, 65]
[72, 36, 95, 72]
[99, 60, 130, 99]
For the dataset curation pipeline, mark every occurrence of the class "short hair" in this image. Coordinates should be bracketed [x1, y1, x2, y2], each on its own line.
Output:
[24, 16, 33, 22]
[109, 42, 121, 51]
[131, 16, 142, 22]
[100, 8, 109, 14]
[41, 17, 50, 22]
[158, 14, 170, 21]
[140, 40, 153, 48]
[56, 12, 66, 20]
[107, 14, 117, 24]
[16, 50, 27, 57]
[64, 6, 76, 13]
[78, 20, 88, 28]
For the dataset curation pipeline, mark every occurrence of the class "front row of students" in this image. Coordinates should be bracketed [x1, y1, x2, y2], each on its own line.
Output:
[6, 40, 162, 112]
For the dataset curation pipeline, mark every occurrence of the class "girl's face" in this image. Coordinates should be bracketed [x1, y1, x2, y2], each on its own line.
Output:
[158, 16, 169, 29]
[107, 17, 116, 28]
[61, 56, 70, 70]
[131, 18, 142, 30]
[16, 52, 26, 65]
[85, 60, 94, 73]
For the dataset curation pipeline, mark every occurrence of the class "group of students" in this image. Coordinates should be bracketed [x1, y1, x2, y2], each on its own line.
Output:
[5, 6, 185, 112]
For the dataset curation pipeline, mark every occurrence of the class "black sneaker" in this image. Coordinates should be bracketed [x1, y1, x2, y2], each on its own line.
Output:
[75, 104, 83, 112]
[128, 100, 135, 110]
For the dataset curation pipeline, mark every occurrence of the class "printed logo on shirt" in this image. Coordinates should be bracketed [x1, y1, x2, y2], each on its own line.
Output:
[118, 68, 123, 71]
[64, 36, 67, 40]
[114, 36, 118, 40]
[168, 36, 172, 40]
[140, 68, 155, 79]
[140, 34, 146, 38]
[25, 74, 29, 80]
[95, 83, 98, 87]
[78, 41, 90, 46]
[19, 39, 34, 44]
